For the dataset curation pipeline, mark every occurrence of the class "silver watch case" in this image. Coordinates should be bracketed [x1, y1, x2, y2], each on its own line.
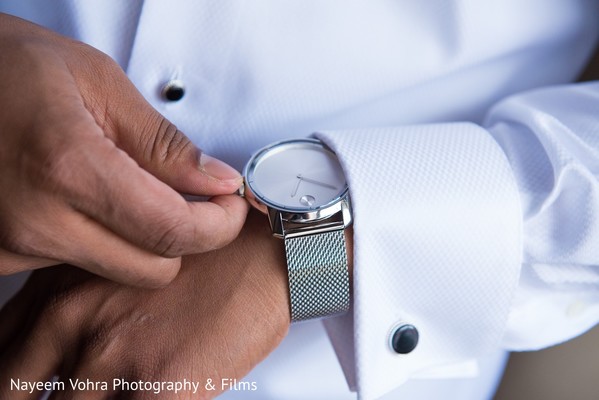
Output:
[242, 139, 352, 239]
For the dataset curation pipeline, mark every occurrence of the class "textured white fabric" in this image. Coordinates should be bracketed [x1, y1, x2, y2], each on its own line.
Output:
[2, 1, 599, 399]
[486, 83, 599, 350]
[217, 321, 508, 400]
[316, 124, 522, 399]
[0, 0, 143, 68]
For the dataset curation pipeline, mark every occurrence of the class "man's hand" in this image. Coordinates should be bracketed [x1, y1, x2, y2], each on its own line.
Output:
[0, 211, 291, 400]
[0, 13, 248, 286]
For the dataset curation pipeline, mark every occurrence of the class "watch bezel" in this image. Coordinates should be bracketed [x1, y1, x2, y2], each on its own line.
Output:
[243, 138, 349, 217]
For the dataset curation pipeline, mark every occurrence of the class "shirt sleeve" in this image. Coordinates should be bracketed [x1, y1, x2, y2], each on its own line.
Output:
[313, 81, 599, 400]
[486, 82, 599, 349]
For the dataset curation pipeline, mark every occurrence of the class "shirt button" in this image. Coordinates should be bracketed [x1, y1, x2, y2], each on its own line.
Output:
[161, 80, 185, 102]
[390, 324, 419, 354]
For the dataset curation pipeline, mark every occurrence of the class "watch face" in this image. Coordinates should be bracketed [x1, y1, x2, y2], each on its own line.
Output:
[245, 139, 347, 212]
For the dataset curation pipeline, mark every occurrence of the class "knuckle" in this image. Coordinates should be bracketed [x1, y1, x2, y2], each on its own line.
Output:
[45, 289, 83, 318]
[144, 213, 196, 257]
[40, 287, 86, 335]
[82, 325, 129, 369]
[82, 317, 166, 380]
[144, 117, 194, 165]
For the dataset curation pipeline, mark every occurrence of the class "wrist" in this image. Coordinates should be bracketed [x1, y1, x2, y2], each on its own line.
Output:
[242, 209, 291, 331]
[244, 209, 353, 326]
[243, 209, 354, 327]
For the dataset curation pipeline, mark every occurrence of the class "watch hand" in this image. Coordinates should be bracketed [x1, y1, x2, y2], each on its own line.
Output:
[291, 177, 302, 197]
[296, 175, 338, 190]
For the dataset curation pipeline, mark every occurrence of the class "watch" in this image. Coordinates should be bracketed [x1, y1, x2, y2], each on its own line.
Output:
[242, 138, 352, 322]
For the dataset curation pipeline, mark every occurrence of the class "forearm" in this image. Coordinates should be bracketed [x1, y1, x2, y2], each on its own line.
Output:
[0, 211, 293, 399]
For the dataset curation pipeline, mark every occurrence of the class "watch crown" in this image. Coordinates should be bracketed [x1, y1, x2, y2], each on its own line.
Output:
[237, 178, 246, 197]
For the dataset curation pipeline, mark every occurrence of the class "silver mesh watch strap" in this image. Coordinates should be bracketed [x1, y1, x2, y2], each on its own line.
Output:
[284, 229, 350, 322]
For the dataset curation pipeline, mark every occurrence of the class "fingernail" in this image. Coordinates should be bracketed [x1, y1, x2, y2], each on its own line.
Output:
[198, 153, 242, 182]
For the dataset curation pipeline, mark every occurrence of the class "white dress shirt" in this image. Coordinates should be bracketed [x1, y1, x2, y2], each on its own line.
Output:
[1, 1, 599, 399]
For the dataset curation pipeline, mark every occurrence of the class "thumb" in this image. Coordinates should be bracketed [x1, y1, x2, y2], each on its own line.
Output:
[101, 80, 242, 196]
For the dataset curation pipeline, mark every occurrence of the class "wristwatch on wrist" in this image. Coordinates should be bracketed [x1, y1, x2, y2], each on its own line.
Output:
[242, 138, 352, 322]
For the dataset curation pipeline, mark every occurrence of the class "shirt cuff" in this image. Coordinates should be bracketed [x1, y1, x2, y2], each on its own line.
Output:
[315, 123, 522, 400]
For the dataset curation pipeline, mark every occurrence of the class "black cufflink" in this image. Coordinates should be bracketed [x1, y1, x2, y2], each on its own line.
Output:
[390, 324, 419, 354]
[161, 80, 185, 101]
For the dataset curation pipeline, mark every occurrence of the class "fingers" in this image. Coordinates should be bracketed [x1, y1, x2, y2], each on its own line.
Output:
[0, 41, 248, 281]
[3, 135, 247, 281]
[15, 194, 248, 287]
[80, 147, 249, 257]
[49, 350, 120, 400]
[29, 114, 248, 261]
[0, 321, 62, 400]
[127, 115, 244, 196]
[49, 382, 108, 400]
[185, 194, 250, 252]
[46, 124, 248, 259]
[49, 367, 113, 400]
[95, 72, 243, 197]
[0, 267, 111, 400]
[0, 249, 59, 275]
[54, 211, 183, 288]
[0, 275, 41, 354]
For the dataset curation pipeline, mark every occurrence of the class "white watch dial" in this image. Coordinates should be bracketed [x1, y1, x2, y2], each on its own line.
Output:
[246, 139, 347, 211]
